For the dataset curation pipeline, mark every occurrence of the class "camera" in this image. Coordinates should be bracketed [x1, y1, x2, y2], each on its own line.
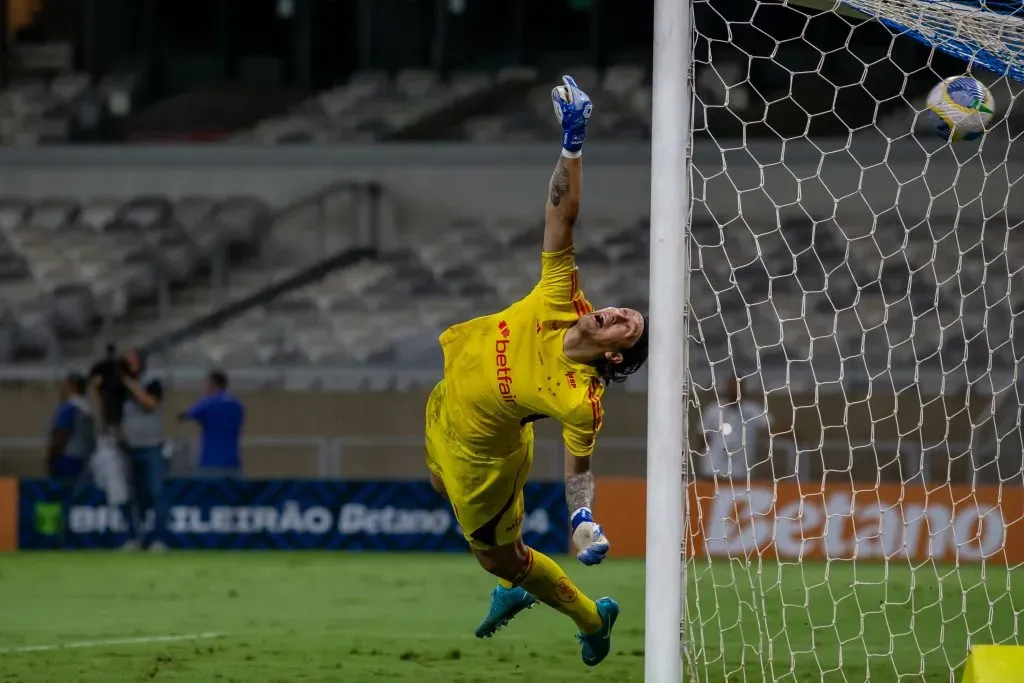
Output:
[89, 344, 138, 428]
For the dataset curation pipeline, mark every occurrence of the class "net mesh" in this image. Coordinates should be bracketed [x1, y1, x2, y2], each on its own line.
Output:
[683, 1, 1024, 681]
[843, 0, 1024, 82]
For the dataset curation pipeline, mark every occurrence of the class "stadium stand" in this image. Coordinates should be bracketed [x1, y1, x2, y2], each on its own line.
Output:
[689, 208, 1024, 381]
[236, 65, 1023, 146]
[0, 194, 270, 359]
[177, 213, 643, 367]
[170, 205, 1024, 382]
[238, 67, 539, 144]
[4, 62, 1019, 145]
[0, 71, 143, 145]
[0, 182, 379, 363]
[0, 74, 89, 145]
[223, 49, 1024, 146]
[461, 64, 650, 143]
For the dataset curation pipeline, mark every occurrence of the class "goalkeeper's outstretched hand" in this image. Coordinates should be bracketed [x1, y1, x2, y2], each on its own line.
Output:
[551, 75, 592, 156]
[571, 507, 610, 566]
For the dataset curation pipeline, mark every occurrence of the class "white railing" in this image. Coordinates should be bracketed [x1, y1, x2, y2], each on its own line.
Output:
[0, 435, 974, 483]
[0, 435, 648, 479]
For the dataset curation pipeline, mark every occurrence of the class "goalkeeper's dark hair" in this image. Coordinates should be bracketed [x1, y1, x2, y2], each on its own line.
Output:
[594, 315, 650, 385]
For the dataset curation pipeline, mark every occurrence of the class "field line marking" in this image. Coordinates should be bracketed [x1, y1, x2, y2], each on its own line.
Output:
[0, 632, 223, 654]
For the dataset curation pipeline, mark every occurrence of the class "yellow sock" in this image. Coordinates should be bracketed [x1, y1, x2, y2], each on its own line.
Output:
[514, 547, 602, 634]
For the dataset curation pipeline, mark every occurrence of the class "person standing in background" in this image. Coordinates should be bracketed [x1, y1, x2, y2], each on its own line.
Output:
[88, 348, 131, 535]
[179, 370, 245, 477]
[696, 377, 772, 482]
[47, 372, 96, 542]
[48, 372, 95, 485]
[119, 349, 168, 551]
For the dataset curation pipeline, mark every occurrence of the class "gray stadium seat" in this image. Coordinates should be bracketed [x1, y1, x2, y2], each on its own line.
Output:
[0, 193, 289, 361]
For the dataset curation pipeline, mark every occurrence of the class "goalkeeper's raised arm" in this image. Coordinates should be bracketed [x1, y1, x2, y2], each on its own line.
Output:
[544, 76, 590, 253]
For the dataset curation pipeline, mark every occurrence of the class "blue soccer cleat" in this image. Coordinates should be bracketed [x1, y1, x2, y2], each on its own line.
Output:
[475, 585, 537, 638]
[577, 597, 620, 667]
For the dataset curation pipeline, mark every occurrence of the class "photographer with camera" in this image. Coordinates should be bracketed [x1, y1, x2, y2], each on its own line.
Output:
[90, 346, 168, 551]
[88, 345, 131, 533]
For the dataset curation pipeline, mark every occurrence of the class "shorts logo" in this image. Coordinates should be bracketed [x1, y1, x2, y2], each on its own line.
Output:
[555, 577, 579, 604]
[496, 321, 515, 404]
[565, 372, 577, 389]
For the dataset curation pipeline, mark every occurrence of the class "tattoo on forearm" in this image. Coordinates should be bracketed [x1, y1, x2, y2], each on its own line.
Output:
[549, 158, 570, 207]
[566, 470, 595, 511]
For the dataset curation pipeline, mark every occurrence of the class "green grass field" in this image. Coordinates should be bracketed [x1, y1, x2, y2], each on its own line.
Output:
[0, 553, 1019, 682]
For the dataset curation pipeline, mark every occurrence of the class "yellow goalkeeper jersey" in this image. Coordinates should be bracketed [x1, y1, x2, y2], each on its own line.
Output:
[439, 246, 605, 459]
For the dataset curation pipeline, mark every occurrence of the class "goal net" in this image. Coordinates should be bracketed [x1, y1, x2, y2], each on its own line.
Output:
[681, 0, 1024, 680]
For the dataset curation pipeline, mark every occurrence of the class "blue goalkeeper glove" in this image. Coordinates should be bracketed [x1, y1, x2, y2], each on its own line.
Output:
[551, 75, 592, 157]
[571, 507, 610, 566]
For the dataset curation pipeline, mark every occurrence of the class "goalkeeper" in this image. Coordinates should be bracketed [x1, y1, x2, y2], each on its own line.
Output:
[424, 75, 649, 667]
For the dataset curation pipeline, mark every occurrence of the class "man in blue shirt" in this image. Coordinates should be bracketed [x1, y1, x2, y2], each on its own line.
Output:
[47, 372, 96, 543]
[179, 370, 245, 477]
[48, 372, 96, 483]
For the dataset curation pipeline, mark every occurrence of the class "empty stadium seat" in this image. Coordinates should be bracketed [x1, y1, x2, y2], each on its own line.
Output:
[0, 194, 279, 362]
[0, 73, 110, 145]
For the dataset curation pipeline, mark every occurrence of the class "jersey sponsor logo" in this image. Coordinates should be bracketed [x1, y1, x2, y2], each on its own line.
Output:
[496, 321, 516, 404]
[565, 372, 577, 388]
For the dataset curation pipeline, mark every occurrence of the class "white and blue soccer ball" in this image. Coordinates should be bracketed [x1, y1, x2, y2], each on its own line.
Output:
[924, 76, 995, 142]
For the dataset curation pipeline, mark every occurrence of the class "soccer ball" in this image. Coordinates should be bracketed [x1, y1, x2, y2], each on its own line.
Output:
[923, 76, 995, 142]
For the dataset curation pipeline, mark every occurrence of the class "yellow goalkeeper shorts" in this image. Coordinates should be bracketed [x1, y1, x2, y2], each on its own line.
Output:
[424, 380, 535, 550]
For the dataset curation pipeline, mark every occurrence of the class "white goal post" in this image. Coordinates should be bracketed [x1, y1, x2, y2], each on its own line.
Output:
[645, 0, 691, 680]
[645, 0, 1024, 681]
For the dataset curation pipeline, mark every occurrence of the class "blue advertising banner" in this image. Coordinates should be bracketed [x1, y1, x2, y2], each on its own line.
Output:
[17, 479, 568, 553]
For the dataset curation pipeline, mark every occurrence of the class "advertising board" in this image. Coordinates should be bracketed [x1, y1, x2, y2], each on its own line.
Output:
[17, 479, 568, 553]
[596, 478, 1023, 563]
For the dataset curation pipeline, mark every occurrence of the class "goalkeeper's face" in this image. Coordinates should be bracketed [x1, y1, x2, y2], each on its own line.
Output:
[579, 307, 645, 357]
